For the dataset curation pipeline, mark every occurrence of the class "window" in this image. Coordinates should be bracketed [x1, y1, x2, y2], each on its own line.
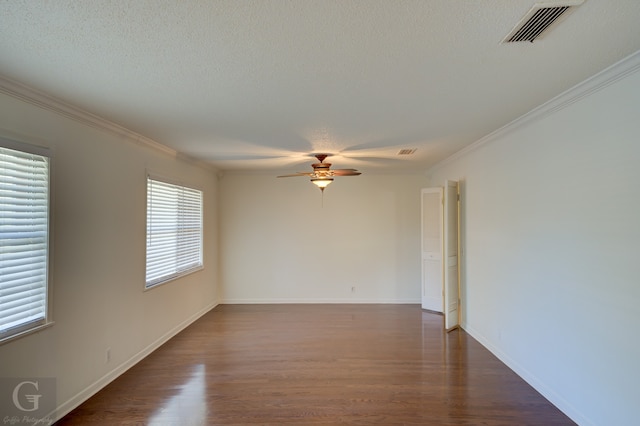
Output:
[146, 176, 203, 288]
[0, 138, 51, 343]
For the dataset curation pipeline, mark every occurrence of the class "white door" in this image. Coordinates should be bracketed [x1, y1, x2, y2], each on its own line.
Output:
[421, 188, 443, 312]
[443, 180, 460, 331]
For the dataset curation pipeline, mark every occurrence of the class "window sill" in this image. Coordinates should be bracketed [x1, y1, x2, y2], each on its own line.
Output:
[144, 265, 204, 291]
[0, 321, 55, 346]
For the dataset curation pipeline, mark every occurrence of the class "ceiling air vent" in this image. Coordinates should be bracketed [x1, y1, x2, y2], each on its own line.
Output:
[397, 148, 417, 155]
[503, 1, 583, 43]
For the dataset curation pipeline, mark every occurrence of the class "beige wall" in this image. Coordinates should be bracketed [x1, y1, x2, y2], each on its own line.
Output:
[219, 172, 428, 303]
[0, 90, 219, 420]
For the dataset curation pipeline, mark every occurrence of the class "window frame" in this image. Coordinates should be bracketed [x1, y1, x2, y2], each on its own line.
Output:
[0, 136, 54, 345]
[145, 173, 203, 290]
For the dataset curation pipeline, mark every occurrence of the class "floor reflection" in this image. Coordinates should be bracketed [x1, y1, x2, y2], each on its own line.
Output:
[148, 364, 207, 426]
[58, 305, 574, 425]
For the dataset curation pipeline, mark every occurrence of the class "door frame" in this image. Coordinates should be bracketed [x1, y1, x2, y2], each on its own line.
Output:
[443, 180, 460, 331]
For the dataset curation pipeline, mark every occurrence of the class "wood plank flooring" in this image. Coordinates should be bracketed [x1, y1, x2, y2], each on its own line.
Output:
[56, 304, 575, 425]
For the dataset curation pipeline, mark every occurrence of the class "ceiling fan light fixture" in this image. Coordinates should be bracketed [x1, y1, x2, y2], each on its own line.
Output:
[277, 154, 359, 192]
[311, 177, 333, 191]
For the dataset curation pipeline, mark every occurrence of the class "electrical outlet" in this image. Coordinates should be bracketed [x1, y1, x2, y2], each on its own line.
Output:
[106, 347, 111, 363]
[351, 286, 356, 293]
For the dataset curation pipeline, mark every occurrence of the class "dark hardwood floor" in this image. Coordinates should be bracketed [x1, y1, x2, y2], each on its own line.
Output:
[56, 304, 574, 425]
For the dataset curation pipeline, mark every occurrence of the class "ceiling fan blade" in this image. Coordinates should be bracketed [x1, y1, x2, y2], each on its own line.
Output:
[277, 172, 313, 178]
[332, 170, 361, 176]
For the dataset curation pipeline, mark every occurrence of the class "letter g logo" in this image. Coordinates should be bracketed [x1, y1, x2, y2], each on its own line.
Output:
[12, 381, 42, 412]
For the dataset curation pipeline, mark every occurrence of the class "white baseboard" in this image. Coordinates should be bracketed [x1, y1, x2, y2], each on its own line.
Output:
[461, 323, 592, 426]
[53, 301, 219, 422]
[221, 298, 420, 304]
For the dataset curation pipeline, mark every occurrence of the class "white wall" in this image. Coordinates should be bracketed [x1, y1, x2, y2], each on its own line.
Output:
[0, 88, 219, 420]
[428, 52, 640, 426]
[220, 172, 428, 303]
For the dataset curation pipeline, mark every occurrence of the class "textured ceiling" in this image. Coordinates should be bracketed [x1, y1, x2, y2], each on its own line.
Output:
[1, 1, 639, 173]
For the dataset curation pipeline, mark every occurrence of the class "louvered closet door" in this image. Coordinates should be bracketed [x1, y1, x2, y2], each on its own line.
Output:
[421, 188, 443, 312]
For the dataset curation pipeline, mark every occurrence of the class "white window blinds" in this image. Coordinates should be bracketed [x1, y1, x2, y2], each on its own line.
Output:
[0, 143, 50, 340]
[146, 177, 203, 288]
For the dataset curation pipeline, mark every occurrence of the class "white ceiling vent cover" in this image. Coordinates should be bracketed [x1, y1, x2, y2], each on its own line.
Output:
[503, 1, 584, 43]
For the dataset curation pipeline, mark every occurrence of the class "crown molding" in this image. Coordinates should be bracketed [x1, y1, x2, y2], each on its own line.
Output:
[0, 75, 178, 155]
[0, 75, 218, 172]
[428, 48, 640, 173]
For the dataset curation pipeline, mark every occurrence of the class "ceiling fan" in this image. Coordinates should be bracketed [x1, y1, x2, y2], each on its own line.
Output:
[277, 153, 361, 191]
